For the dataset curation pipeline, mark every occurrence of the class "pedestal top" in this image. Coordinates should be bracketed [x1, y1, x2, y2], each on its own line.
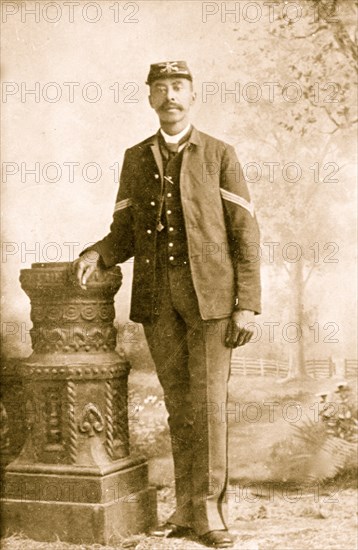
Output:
[20, 261, 123, 294]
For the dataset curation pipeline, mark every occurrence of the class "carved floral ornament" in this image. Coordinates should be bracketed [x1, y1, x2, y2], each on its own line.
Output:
[31, 303, 115, 323]
[30, 325, 117, 353]
[78, 403, 104, 437]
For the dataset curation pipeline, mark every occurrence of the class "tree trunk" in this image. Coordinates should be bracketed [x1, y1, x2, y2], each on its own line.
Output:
[280, 259, 310, 382]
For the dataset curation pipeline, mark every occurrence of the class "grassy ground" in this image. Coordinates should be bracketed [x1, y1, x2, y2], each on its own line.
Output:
[2, 483, 357, 549]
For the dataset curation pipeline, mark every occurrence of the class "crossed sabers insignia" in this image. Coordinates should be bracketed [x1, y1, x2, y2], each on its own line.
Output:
[159, 62, 180, 74]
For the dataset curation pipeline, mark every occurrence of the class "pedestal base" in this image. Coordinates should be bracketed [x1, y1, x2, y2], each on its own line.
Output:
[2, 459, 157, 544]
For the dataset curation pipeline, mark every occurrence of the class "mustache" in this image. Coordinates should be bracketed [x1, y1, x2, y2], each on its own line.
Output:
[161, 102, 183, 110]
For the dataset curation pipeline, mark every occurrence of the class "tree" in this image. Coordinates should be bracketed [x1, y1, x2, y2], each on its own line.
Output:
[228, 0, 357, 378]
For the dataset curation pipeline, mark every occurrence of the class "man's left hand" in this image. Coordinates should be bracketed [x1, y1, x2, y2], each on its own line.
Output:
[225, 309, 255, 348]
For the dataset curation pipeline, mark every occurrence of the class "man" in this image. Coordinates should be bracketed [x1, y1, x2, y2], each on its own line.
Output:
[74, 61, 261, 548]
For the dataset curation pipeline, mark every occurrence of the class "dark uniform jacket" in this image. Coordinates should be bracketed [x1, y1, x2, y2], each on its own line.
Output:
[91, 127, 261, 323]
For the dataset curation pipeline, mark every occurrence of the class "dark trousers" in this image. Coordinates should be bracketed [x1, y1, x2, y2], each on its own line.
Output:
[143, 262, 232, 535]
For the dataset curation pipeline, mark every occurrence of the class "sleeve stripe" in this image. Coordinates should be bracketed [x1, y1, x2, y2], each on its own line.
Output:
[114, 198, 132, 213]
[220, 188, 255, 217]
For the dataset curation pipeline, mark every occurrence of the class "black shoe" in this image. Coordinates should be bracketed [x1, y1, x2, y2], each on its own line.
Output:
[199, 530, 234, 548]
[150, 522, 192, 538]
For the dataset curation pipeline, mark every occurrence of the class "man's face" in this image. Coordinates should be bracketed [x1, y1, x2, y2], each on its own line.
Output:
[148, 77, 196, 125]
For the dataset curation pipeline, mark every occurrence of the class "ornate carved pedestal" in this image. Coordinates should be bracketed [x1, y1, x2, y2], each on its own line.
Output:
[0, 360, 25, 469]
[2, 262, 157, 544]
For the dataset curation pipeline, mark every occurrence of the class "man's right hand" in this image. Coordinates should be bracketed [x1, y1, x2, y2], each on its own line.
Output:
[72, 250, 100, 290]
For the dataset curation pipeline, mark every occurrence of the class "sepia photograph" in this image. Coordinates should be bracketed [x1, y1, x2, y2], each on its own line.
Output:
[1, 1, 357, 549]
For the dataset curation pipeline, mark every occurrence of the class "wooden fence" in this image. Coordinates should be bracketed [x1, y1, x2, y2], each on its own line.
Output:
[345, 359, 358, 379]
[231, 357, 358, 379]
[305, 359, 336, 379]
[230, 357, 288, 377]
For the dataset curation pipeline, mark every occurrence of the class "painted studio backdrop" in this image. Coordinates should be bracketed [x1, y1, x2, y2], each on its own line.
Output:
[2, 0, 357, 371]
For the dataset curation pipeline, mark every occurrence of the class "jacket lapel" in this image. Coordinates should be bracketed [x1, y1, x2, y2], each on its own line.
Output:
[149, 134, 164, 188]
[147, 127, 202, 191]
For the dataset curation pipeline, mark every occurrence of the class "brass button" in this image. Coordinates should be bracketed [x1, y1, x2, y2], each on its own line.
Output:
[169, 256, 174, 261]
[145, 259, 150, 263]
[150, 201, 155, 206]
[167, 209, 172, 214]
[169, 242, 174, 247]
[169, 227, 174, 232]
[147, 229, 152, 234]
[154, 174, 159, 179]
[167, 192, 172, 198]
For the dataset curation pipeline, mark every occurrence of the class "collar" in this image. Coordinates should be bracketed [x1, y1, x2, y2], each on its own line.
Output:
[160, 123, 192, 144]
[146, 126, 202, 148]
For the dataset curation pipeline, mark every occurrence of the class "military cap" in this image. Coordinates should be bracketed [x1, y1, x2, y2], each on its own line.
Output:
[146, 61, 193, 85]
